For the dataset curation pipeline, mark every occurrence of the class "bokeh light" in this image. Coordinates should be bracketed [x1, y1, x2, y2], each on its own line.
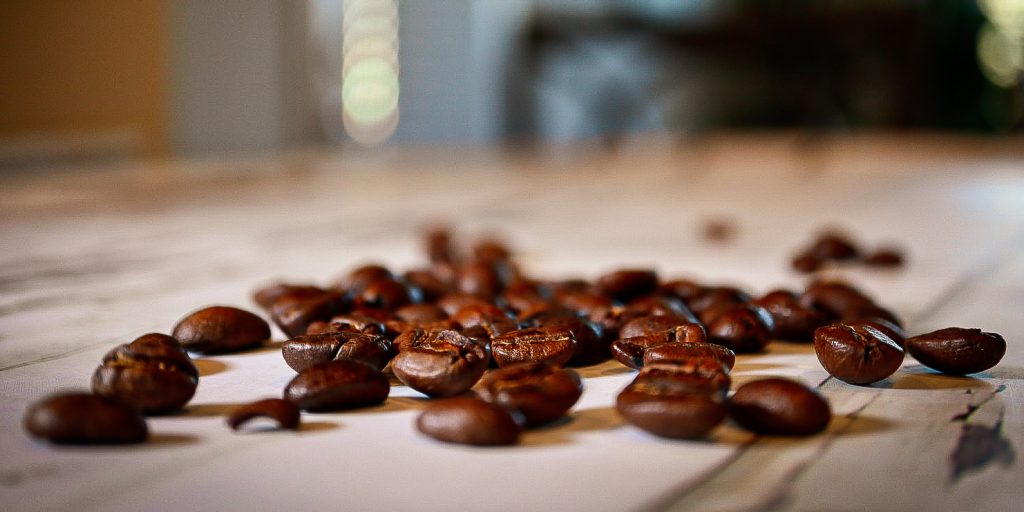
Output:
[342, 0, 399, 145]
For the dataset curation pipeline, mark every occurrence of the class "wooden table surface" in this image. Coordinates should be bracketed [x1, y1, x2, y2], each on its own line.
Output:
[1, 134, 1022, 512]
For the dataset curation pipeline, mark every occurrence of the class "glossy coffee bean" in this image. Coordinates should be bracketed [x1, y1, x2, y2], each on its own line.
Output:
[24, 393, 147, 445]
[270, 290, 349, 338]
[458, 260, 504, 299]
[799, 281, 875, 321]
[616, 363, 729, 439]
[402, 269, 451, 303]
[416, 397, 521, 446]
[636, 361, 732, 395]
[642, 342, 736, 371]
[337, 264, 393, 296]
[611, 324, 707, 369]
[327, 313, 387, 336]
[226, 398, 301, 431]
[355, 278, 413, 310]
[424, 227, 456, 264]
[729, 378, 831, 436]
[701, 303, 774, 353]
[491, 326, 576, 368]
[394, 304, 449, 323]
[540, 316, 608, 366]
[791, 252, 823, 273]
[658, 279, 706, 304]
[687, 286, 751, 316]
[172, 306, 271, 354]
[905, 327, 1005, 375]
[436, 293, 493, 317]
[621, 296, 696, 323]
[753, 290, 828, 342]
[391, 329, 489, 397]
[596, 269, 659, 302]
[282, 331, 393, 373]
[619, 314, 696, 339]
[452, 304, 518, 339]
[253, 283, 325, 310]
[92, 333, 198, 414]
[845, 318, 906, 348]
[501, 281, 551, 314]
[863, 247, 905, 267]
[475, 363, 583, 426]
[814, 323, 904, 385]
[808, 232, 860, 261]
[283, 359, 389, 411]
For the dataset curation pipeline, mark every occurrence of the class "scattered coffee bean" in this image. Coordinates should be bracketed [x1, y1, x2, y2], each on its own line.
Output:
[596, 269, 659, 302]
[402, 269, 451, 303]
[172, 306, 271, 354]
[621, 296, 696, 323]
[729, 378, 831, 436]
[355, 278, 413, 310]
[91, 333, 198, 414]
[814, 323, 904, 385]
[391, 329, 489, 397]
[863, 248, 905, 267]
[687, 286, 751, 316]
[658, 279, 706, 304]
[282, 331, 393, 373]
[700, 303, 774, 353]
[475, 363, 583, 426]
[24, 393, 147, 445]
[416, 397, 521, 446]
[642, 342, 736, 371]
[253, 283, 325, 310]
[541, 316, 608, 366]
[394, 303, 449, 323]
[808, 232, 860, 261]
[337, 264, 393, 296]
[226, 398, 301, 431]
[799, 281, 875, 321]
[753, 290, 827, 342]
[616, 363, 729, 439]
[905, 327, 1006, 375]
[491, 326, 576, 367]
[457, 260, 503, 299]
[283, 359, 389, 411]
[791, 252, 823, 273]
[270, 290, 349, 338]
[619, 314, 696, 339]
[611, 324, 707, 369]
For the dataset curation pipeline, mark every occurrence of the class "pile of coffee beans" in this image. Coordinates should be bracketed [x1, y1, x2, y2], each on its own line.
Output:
[23, 227, 1005, 446]
[791, 230, 905, 273]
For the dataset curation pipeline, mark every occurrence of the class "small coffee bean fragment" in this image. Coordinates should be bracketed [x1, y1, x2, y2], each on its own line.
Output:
[729, 378, 831, 436]
[643, 342, 736, 371]
[416, 397, 521, 446]
[173, 306, 271, 354]
[814, 323, 904, 385]
[226, 398, 301, 431]
[284, 359, 389, 411]
[282, 331, 393, 373]
[391, 329, 489, 397]
[905, 327, 1006, 375]
[24, 392, 148, 445]
[491, 326, 576, 368]
[92, 333, 199, 414]
[475, 363, 583, 426]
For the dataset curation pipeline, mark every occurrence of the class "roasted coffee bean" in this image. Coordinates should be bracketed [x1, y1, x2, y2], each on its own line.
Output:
[355, 278, 413, 310]
[799, 281, 875, 321]
[327, 313, 387, 336]
[753, 290, 828, 342]
[791, 252, 823, 273]
[457, 260, 503, 299]
[92, 333, 198, 414]
[402, 269, 451, 302]
[226, 398, 301, 431]
[616, 363, 729, 439]
[424, 227, 456, 264]
[270, 291, 349, 338]
[541, 316, 608, 366]
[642, 342, 736, 371]
[814, 323, 904, 385]
[611, 324, 706, 369]
[475, 363, 583, 426]
[282, 331, 393, 373]
[451, 303, 510, 326]
[394, 304, 449, 323]
[597, 269, 659, 302]
[863, 247, 905, 267]
[808, 232, 860, 261]
[658, 279, 706, 304]
[472, 238, 512, 263]
[416, 397, 521, 446]
[491, 326, 576, 368]
[845, 318, 906, 348]
[636, 361, 732, 395]
[24, 392, 147, 445]
[839, 303, 902, 328]
[172, 306, 271, 354]
[501, 281, 551, 314]
[436, 293, 493, 317]
[687, 286, 751, 316]
[729, 378, 831, 436]
[337, 264, 393, 296]
[619, 314, 696, 339]
[283, 359, 389, 411]
[700, 303, 774, 353]
[621, 296, 695, 323]
[391, 329, 489, 397]
[555, 291, 622, 337]
[253, 283, 325, 310]
[905, 327, 1006, 375]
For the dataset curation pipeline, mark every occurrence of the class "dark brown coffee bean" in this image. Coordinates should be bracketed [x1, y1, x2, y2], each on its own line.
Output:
[283, 359, 389, 411]
[541, 316, 608, 366]
[336, 264, 393, 295]
[270, 291, 349, 338]
[472, 238, 512, 263]
[394, 304, 448, 323]
[475, 363, 583, 426]
[555, 290, 622, 338]
[253, 283, 325, 310]
[172, 306, 271, 354]
[808, 232, 860, 261]
[327, 312, 387, 336]
[658, 279, 706, 304]
[636, 361, 732, 395]
[92, 333, 198, 414]
[863, 247, 905, 267]
[814, 323, 904, 385]
[491, 326, 576, 368]
[905, 327, 1006, 375]
[642, 342, 736, 371]
[436, 293, 493, 317]
[616, 363, 729, 439]
[355, 278, 413, 310]
[391, 329, 489, 397]
[457, 260, 503, 299]
[753, 290, 828, 342]
[799, 281, 875, 321]
[611, 324, 707, 369]
[424, 227, 456, 265]
[416, 397, 521, 446]
[729, 378, 831, 436]
[619, 314, 696, 339]
[500, 281, 551, 314]
[597, 269, 659, 302]
[687, 286, 751, 316]
[791, 252, 823, 273]
[282, 331, 393, 372]
[226, 398, 301, 431]
[621, 295, 697, 323]
[845, 318, 906, 348]
[840, 303, 902, 329]
[24, 393, 147, 445]
[402, 269, 451, 303]
[701, 303, 774, 353]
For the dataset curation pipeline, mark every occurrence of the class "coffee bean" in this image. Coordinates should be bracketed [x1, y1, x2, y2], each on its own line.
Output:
[687, 286, 751, 316]
[501, 281, 551, 314]
[253, 283, 325, 310]
[475, 363, 583, 426]
[555, 290, 622, 337]
[226, 398, 300, 431]
[845, 318, 906, 348]
[270, 291, 349, 338]
[619, 314, 696, 339]
[451, 304, 518, 338]
[642, 342, 736, 371]
[402, 269, 451, 303]
[658, 279, 706, 304]
[394, 304, 449, 323]
[863, 247, 904, 267]
[172, 306, 271, 354]
[621, 296, 696, 323]
[597, 269, 658, 302]
[436, 293, 493, 317]
[700, 303, 774, 353]
[355, 278, 413, 310]
[326, 312, 387, 336]
[391, 329, 489, 397]
[753, 290, 827, 342]
[814, 323, 904, 384]
[24, 392, 147, 445]
[616, 363, 729, 439]
[905, 327, 1005, 375]
[799, 281, 875, 321]
[491, 326, 576, 368]
[540, 316, 608, 366]
[791, 252, 823, 273]
[284, 359, 389, 411]
[729, 378, 831, 436]
[282, 331, 393, 373]
[611, 324, 707, 369]
[808, 232, 860, 261]
[336, 264, 393, 296]
[416, 397, 521, 446]
[424, 227, 456, 265]
[92, 333, 198, 414]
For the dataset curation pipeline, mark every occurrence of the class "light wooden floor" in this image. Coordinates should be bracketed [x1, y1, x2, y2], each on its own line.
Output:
[1, 134, 1022, 511]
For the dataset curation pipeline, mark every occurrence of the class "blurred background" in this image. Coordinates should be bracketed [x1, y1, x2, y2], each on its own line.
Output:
[1, 0, 1022, 167]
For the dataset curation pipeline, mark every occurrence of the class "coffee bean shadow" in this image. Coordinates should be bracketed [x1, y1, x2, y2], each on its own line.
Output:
[144, 433, 200, 447]
[573, 361, 635, 379]
[298, 421, 338, 433]
[520, 406, 626, 447]
[886, 368, 996, 391]
[193, 358, 228, 377]
[731, 362, 788, 373]
[181, 402, 246, 418]
[367, 396, 433, 413]
[762, 341, 816, 355]
[833, 413, 895, 437]
[241, 340, 286, 355]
